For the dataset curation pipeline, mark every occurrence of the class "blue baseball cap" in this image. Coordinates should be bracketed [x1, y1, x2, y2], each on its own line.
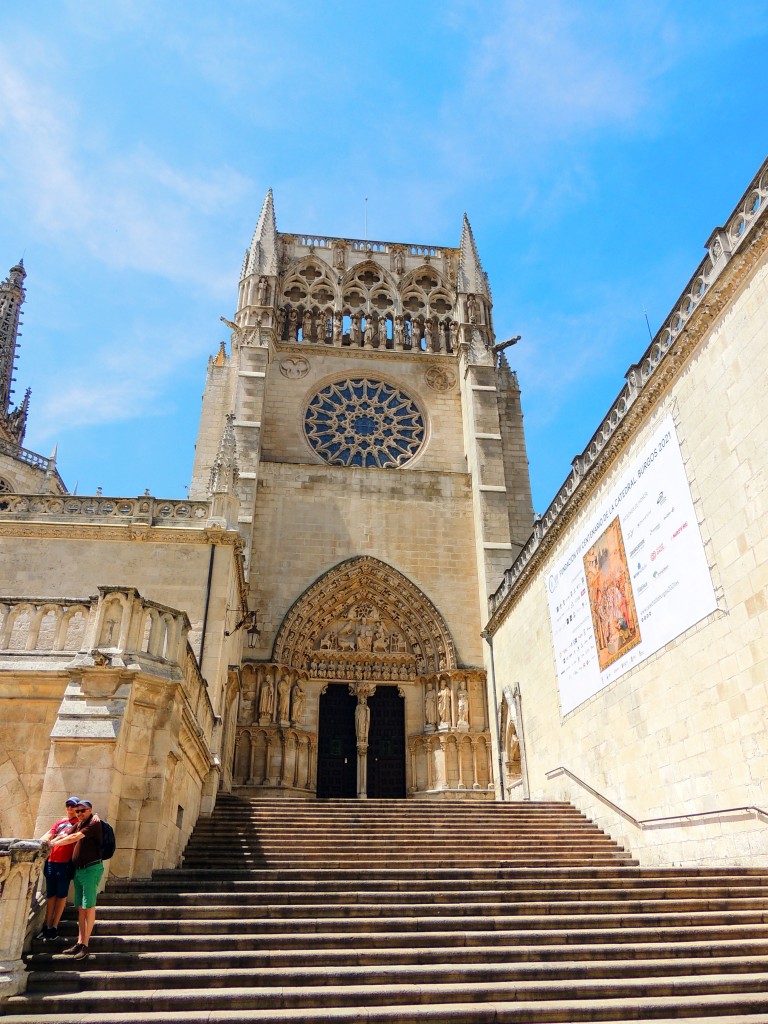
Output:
[65, 796, 81, 806]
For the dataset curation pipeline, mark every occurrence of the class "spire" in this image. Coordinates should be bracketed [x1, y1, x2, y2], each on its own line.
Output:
[208, 413, 239, 496]
[0, 261, 29, 444]
[458, 214, 491, 299]
[241, 189, 278, 280]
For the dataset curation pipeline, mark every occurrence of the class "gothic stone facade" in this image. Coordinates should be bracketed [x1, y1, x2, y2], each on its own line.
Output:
[189, 196, 533, 800]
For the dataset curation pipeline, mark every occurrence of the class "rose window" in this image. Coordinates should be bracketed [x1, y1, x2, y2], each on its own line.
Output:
[304, 378, 426, 469]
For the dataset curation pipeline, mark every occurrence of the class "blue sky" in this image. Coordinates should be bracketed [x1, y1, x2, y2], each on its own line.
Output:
[0, 1, 765, 515]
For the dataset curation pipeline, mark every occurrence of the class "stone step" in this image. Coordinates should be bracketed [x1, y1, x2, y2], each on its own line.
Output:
[28, 922, 768, 955]
[30, 907, 768, 935]
[26, 937, 768, 972]
[12, 796, 767, 1024]
[5, 999, 768, 1024]
[80, 897, 768, 920]
[24, 955, 768, 993]
[9, 970, 768, 1014]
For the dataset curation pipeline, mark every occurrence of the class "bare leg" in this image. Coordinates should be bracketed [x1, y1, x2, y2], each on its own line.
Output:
[77, 907, 97, 947]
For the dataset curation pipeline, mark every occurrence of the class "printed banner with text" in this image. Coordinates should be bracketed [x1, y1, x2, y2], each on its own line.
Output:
[546, 414, 717, 715]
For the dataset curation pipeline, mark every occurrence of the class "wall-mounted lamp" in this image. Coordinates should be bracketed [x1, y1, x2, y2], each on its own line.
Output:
[224, 609, 259, 648]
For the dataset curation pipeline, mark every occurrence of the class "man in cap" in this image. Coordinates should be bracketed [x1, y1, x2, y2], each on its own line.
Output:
[49, 799, 104, 960]
[35, 796, 80, 940]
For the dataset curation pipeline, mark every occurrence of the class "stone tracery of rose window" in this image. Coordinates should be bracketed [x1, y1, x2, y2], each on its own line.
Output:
[304, 377, 426, 469]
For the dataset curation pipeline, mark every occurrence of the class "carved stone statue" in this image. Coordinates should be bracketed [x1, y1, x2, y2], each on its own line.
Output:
[355, 696, 370, 746]
[258, 678, 274, 721]
[315, 312, 326, 342]
[393, 315, 405, 349]
[377, 315, 388, 348]
[363, 316, 375, 348]
[457, 687, 469, 731]
[334, 243, 346, 270]
[424, 319, 434, 352]
[288, 309, 298, 342]
[424, 683, 437, 730]
[437, 680, 451, 728]
[438, 320, 447, 352]
[332, 311, 342, 344]
[302, 310, 312, 342]
[350, 313, 361, 345]
[257, 275, 269, 305]
[277, 306, 286, 339]
[290, 680, 305, 726]
[277, 674, 291, 723]
[467, 293, 478, 324]
[393, 249, 405, 275]
[449, 321, 459, 350]
[411, 319, 421, 350]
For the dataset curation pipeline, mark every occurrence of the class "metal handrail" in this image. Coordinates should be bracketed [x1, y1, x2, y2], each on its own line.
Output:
[545, 765, 768, 829]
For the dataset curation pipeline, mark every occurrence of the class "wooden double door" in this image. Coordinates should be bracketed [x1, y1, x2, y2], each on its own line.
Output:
[316, 684, 406, 799]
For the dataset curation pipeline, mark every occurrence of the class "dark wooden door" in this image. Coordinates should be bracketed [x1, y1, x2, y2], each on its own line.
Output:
[367, 685, 406, 799]
[316, 684, 357, 798]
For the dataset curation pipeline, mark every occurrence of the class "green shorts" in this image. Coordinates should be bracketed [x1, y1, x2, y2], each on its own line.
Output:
[73, 862, 104, 909]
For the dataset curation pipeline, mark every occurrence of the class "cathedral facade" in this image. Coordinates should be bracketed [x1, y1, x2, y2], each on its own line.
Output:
[0, 198, 533, 876]
[1, 154, 767, 888]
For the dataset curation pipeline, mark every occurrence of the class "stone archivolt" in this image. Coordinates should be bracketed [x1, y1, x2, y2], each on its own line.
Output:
[273, 556, 456, 676]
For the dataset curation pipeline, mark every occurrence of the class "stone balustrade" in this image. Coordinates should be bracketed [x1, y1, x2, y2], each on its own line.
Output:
[0, 839, 48, 1000]
[0, 492, 210, 523]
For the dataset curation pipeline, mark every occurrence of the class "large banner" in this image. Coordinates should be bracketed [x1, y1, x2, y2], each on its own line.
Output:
[546, 414, 717, 715]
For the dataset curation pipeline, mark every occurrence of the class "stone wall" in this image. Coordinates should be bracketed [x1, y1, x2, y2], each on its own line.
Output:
[487, 193, 768, 866]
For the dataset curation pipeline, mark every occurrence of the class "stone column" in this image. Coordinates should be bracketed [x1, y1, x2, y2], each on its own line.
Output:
[0, 839, 48, 1000]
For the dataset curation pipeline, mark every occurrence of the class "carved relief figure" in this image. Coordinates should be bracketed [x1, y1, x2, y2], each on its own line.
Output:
[355, 696, 370, 746]
[290, 681, 305, 726]
[257, 275, 269, 305]
[258, 677, 274, 721]
[100, 613, 119, 646]
[424, 683, 437, 730]
[277, 674, 291, 723]
[437, 680, 451, 727]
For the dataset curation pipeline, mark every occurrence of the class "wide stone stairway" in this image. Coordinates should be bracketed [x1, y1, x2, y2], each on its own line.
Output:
[5, 795, 768, 1022]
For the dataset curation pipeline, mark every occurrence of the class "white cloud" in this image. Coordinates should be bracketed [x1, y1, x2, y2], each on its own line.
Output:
[0, 47, 251, 288]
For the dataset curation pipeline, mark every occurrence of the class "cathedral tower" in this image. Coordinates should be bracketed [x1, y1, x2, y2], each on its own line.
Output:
[190, 197, 534, 798]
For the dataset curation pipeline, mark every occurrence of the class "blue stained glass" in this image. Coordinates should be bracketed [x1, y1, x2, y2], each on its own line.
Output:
[305, 377, 425, 469]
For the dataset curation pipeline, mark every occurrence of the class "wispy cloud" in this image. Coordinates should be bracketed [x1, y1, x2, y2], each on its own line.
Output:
[0, 49, 250, 288]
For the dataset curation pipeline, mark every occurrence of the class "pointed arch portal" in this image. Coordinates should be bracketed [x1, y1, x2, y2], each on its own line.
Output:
[273, 555, 457, 678]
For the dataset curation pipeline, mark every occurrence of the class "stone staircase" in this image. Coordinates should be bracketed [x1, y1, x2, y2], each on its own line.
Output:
[6, 795, 768, 1022]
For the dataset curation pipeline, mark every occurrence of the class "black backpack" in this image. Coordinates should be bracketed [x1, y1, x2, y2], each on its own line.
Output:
[100, 820, 116, 860]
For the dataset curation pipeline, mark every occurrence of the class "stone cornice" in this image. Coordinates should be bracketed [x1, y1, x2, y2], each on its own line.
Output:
[0, 520, 243, 547]
[486, 157, 768, 635]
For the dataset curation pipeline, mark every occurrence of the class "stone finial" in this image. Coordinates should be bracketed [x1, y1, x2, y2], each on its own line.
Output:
[458, 214, 490, 299]
[208, 413, 239, 496]
[241, 189, 278, 280]
[0, 262, 30, 444]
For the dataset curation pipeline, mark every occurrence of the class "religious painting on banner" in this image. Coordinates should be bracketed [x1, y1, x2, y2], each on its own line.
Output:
[546, 413, 718, 716]
[583, 517, 641, 672]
